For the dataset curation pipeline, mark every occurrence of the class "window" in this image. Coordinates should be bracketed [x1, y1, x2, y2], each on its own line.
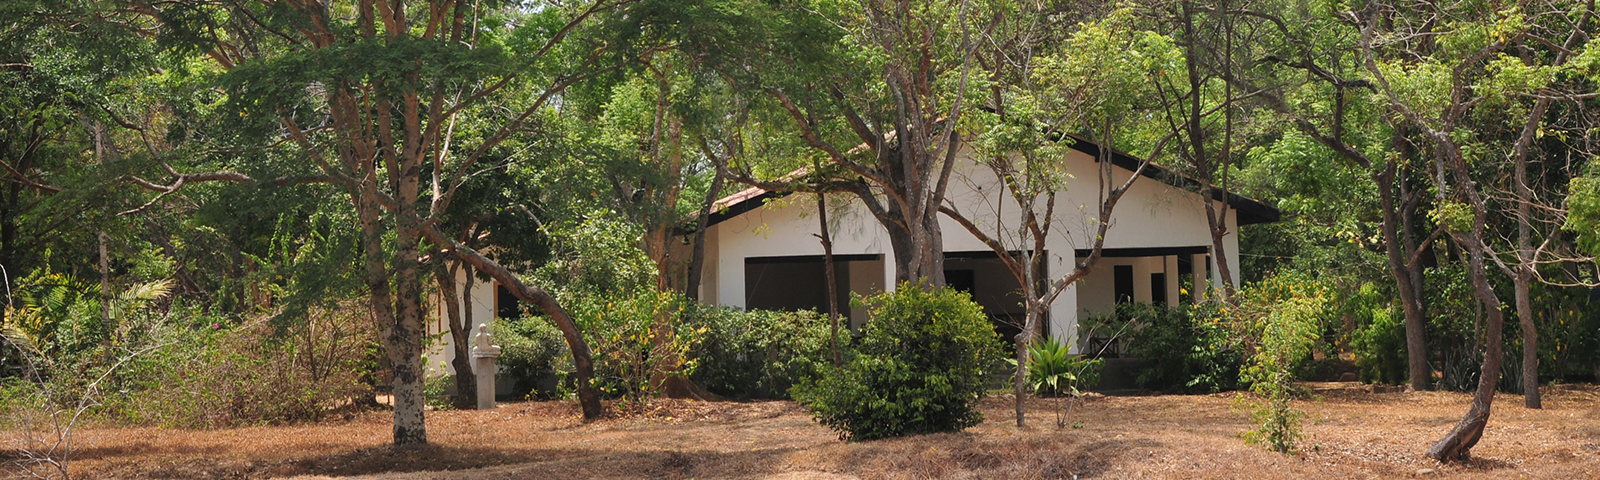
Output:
[1114, 265, 1134, 304]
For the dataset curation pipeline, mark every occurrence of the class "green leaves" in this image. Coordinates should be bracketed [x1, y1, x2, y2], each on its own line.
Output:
[793, 284, 1003, 441]
[1565, 169, 1600, 258]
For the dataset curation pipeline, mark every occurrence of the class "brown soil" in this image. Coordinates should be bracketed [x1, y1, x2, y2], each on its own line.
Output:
[13, 383, 1600, 479]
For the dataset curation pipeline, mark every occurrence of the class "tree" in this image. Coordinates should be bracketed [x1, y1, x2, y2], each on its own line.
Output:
[1194, 0, 1442, 392]
[938, 8, 1182, 427]
[1351, 0, 1595, 460]
[123, 0, 679, 443]
[683, 0, 996, 286]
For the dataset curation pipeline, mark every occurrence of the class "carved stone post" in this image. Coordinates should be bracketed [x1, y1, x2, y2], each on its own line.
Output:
[470, 323, 501, 410]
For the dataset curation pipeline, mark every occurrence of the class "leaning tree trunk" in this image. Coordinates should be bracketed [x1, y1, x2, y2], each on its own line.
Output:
[684, 171, 724, 303]
[434, 260, 477, 410]
[423, 225, 604, 419]
[1425, 229, 1507, 461]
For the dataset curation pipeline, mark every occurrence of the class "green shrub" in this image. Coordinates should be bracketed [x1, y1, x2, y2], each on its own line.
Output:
[792, 284, 1004, 441]
[685, 306, 833, 399]
[424, 373, 455, 410]
[494, 315, 569, 400]
[559, 289, 700, 404]
[1351, 305, 1407, 385]
[1084, 302, 1240, 393]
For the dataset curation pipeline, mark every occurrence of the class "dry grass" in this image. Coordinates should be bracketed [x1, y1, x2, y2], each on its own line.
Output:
[10, 384, 1600, 479]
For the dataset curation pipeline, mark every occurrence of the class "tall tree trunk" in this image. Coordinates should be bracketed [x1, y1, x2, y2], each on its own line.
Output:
[355, 194, 426, 445]
[434, 259, 477, 410]
[1377, 160, 1431, 391]
[390, 213, 429, 446]
[817, 193, 841, 366]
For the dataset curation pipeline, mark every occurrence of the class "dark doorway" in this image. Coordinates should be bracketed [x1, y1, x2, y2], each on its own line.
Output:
[1151, 273, 1167, 307]
[496, 283, 521, 319]
[1114, 265, 1134, 304]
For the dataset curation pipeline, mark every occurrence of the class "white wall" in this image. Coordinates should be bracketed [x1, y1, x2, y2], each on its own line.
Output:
[704, 146, 1247, 351]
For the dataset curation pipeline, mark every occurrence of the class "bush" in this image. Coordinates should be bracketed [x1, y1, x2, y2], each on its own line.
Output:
[1084, 302, 1240, 393]
[114, 302, 377, 428]
[792, 284, 1004, 441]
[685, 306, 833, 399]
[1229, 274, 1330, 454]
[1351, 305, 1407, 385]
[495, 315, 569, 400]
[424, 373, 455, 410]
[559, 289, 700, 404]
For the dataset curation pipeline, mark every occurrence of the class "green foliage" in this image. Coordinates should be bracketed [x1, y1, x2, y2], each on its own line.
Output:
[793, 284, 1004, 441]
[1228, 274, 1331, 454]
[534, 211, 657, 299]
[561, 288, 699, 404]
[424, 373, 455, 411]
[1565, 170, 1600, 258]
[684, 307, 832, 399]
[1015, 336, 1102, 397]
[494, 315, 569, 400]
[1084, 303, 1241, 393]
[1350, 301, 1408, 385]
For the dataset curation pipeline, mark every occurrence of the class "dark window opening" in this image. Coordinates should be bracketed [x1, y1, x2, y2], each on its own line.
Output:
[945, 269, 975, 295]
[496, 284, 522, 319]
[1151, 273, 1167, 307]
[745, 257, 851, 313]
[1114, 265, 1134, 304]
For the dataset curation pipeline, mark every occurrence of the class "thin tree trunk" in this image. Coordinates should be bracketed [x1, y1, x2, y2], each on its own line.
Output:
[98, 231, 111, 326]
[1514, 273, 1539, 407]
[685, 171, 724, 303]
[434, 259, 477, 410]
[817, 193, 841, 366]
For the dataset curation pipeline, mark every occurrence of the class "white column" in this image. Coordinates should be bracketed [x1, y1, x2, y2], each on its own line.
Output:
[883, 251, 898, 292]
[1048, 251, 1080, 353]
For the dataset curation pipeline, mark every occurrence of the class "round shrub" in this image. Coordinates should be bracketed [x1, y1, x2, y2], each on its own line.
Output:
[792, 283, 1004, 441]
[494, 315, 569, 400]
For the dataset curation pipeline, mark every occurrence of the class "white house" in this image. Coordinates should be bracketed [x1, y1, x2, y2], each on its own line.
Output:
[424, 137, 1280, 378]
[696, 138, 1279, 351]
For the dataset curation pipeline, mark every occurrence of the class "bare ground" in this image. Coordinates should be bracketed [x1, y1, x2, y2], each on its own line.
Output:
[13, 383, 1600, 479]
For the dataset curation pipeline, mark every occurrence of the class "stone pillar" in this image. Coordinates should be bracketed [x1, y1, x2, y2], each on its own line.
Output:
[470, 323, 501, 410]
